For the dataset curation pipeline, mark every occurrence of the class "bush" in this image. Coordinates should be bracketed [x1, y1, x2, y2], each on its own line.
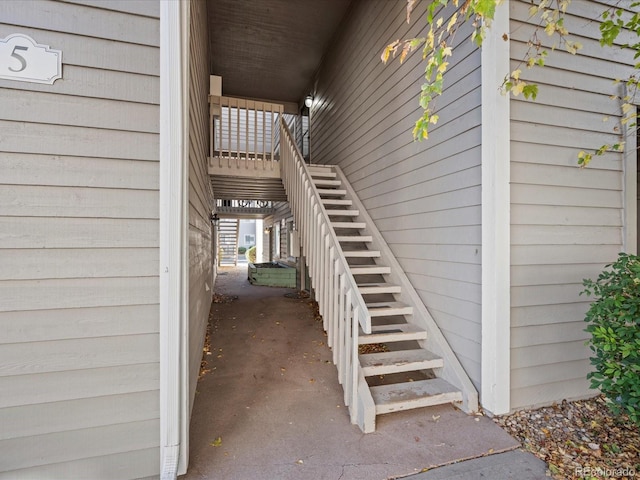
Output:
[246, 246, 257, 263]
[581, 253, 640, 425]
[238, 246, 247, 254]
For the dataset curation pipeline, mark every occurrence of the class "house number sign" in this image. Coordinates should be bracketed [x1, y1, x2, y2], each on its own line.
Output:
[0, 34, 62, 84]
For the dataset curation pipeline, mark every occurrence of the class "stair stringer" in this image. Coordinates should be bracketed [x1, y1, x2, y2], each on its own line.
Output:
[332, 166, 479, 414]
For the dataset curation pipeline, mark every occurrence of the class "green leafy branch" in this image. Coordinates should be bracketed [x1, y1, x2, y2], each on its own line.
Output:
[381, 0, 498, 140]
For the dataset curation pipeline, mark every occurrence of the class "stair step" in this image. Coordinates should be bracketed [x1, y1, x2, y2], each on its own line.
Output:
[358, 323, 427, 344]
[366, 301, 413, 317]
[351, 265, 390, 275]
[337, 235, 372, 243]
[358, 283, 402, 294]
[343, 250, 380, 258]
[325, 209, 359, 217]
[370, 378, 463, 415]
[317, 188, 347, 196]
[310, 171, 337, 178]
[313, 179, 342, 187]
[322, 199, 352, 206]
[359, 349, 443, 376]
[308, 166, 334, 173]
[332, 222, 366, 229]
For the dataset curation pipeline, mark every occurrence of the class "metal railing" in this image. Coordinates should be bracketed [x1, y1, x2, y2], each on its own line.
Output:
[279, 118, 371, 425]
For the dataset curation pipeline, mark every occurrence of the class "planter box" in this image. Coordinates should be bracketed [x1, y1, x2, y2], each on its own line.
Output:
[248, 262, 296, 288]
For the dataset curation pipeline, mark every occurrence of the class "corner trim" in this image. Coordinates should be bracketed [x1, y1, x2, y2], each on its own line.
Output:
[623, 97, 638, 254]
[480, 0, 511, 416]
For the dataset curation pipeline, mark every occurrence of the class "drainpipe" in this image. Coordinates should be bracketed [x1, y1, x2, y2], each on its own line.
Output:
[159, 0, 190, 478]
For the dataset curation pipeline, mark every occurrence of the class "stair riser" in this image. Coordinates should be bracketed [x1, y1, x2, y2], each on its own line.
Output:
[374, 392, 463, 415]
[358, 332, 427, 344]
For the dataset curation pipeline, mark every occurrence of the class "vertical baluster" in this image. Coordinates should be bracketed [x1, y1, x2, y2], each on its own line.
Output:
[262, 108, 266, 165]
[245, 102, 249, 166]
[254, 102, 258, 165]
[236, 98, 240, 168]
[326, 246, 335, 348]
[332, 259, 340, 356]
[343, 290, 352, 406]
[227, 98, 231, 168]
[219, 100, 224, 168]
[336, 270, 344, 368]
[270, 104, 275, 165]
[351, 306, 360, 416]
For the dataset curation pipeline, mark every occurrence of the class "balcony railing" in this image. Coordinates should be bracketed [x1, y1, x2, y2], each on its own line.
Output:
[209, 96, 284, 170]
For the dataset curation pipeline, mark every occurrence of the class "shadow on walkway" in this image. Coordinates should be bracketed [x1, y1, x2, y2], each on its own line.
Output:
[181, 265, 519, 480]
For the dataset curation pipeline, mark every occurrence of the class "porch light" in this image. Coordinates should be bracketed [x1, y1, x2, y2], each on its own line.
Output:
[210, 213, 220, 227]
[304, 94, 313, 108]
[264, 227, 272, 234]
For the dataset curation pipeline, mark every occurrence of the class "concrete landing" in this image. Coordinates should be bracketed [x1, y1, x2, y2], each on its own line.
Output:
[181, 266, 520, 480]
[405, 449, 549, 479]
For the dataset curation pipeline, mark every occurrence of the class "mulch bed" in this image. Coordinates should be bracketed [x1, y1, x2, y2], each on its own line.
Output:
[494, 396, 639, 479]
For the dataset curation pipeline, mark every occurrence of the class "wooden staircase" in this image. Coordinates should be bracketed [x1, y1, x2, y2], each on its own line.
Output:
[218, 218, 239, 266]
[308, 164, 471, 431]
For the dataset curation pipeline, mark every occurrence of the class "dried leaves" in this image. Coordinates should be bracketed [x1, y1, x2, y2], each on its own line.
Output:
[494, 396, 640, 480]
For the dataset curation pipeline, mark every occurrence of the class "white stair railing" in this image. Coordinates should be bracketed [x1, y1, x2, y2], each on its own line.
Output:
[280, 119, 371, 424]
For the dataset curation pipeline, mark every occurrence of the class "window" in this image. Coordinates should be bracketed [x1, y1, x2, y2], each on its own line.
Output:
[244, 234, 255, 246]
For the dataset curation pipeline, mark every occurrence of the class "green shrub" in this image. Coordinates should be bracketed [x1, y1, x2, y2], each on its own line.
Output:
[246, 246, 257, 263]
[238, 246, 247, 254]
[581, 253, 640, 425]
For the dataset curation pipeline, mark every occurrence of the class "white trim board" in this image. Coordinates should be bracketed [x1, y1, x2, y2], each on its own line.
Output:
[159, 1, 190, 478]
[480, 0, 511, 416]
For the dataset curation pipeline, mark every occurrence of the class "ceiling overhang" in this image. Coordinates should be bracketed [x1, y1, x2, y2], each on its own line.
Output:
[207, 0, 353, 105]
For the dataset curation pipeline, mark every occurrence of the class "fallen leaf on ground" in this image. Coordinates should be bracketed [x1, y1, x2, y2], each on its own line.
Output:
[209, 437, 222, 447]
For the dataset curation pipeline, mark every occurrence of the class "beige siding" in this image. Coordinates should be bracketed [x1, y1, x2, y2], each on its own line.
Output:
[312, 0, 483, 387]
[188, 0, 215, 415]
[0, 1, 160, 478]
[509, 0, 635, 409]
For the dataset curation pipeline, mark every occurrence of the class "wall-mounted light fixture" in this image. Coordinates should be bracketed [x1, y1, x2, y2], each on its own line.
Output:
[210, 212, 219, 227]
[304, 94, 313, 108]
[264, 226, 272, 234]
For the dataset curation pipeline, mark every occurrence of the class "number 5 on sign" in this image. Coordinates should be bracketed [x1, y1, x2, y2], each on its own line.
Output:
[0, 34, 62, 84]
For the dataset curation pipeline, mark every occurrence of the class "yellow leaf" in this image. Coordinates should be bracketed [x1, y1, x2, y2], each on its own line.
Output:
[511, 69, 521, 80]
[511, 81, 525, 96]
[437, 61, 449, 74]
[429, 114, 439, 125]
[447, 13, 458, 33]
[436, 17, 443, 28]
[544, 23, 556, 36]
[622, 103, 633, 114]
[210, 437, 222, 447]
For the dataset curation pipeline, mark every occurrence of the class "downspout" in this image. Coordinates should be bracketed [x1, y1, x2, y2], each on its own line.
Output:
[160, 0, 190, 478]
[481, 0, 511, 416]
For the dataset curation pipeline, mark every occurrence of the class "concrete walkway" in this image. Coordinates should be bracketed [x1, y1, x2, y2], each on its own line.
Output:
[181, 266, 532, 480]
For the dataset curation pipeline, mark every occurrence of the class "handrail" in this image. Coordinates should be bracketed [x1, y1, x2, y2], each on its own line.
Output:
[209, 95, 283, 169]
[280, 118, 371, 422]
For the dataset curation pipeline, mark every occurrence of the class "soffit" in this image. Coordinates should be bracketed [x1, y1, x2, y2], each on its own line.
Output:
[207, 0, 353, 104]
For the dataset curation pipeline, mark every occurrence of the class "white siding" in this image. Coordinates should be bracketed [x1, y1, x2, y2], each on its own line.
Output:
[312, 0, 483, 387]
[0, 1, 160, 478]
[188, 0, 215, 415]
[509, 0, 635, 409]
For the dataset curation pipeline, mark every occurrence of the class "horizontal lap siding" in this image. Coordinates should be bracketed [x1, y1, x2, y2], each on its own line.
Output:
[0, 1, 160, 477]
[509, 0, 634, 409]
[188, 0, 215, 416]
[312, 0, 482, 387]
